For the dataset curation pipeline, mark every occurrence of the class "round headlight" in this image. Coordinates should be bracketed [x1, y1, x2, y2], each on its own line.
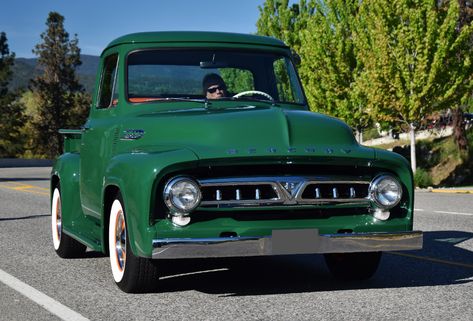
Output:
[164, 177, 202, 214]
[369, 175, 402, 209]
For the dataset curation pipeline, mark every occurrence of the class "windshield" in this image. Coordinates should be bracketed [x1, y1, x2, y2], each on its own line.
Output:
[127, 49, 305, 104]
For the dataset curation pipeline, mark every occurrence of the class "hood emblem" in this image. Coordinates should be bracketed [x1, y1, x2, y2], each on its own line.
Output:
[279, 179, 304, 198]
[120, 129, 145, 140]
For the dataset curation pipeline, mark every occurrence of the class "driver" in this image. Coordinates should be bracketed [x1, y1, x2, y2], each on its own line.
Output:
[202, 73, 228, 99]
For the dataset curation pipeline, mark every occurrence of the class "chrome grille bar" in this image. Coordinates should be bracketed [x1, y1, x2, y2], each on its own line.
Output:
[333, 188, 338, 199]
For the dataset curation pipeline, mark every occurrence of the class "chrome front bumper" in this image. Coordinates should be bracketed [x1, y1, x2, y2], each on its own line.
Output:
[151, 230, 423, 259]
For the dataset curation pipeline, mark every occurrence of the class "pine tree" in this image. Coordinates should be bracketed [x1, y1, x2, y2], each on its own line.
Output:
[31, 12, 85, 158]
[0, 32, 27, 157]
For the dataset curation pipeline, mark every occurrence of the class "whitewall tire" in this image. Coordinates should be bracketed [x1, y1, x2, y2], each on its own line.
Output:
[107, 193, 160, 293]
[109, 199, 127, 283]
[51, 188, 62, 250]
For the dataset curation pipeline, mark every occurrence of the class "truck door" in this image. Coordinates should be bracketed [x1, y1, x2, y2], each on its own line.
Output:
[80, 53, 119, 234]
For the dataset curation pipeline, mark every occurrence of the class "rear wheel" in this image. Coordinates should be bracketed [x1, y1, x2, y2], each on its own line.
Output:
[324, 252, 382, 281]
[51, 186, 86, 258]
[108, 194, 159, 293]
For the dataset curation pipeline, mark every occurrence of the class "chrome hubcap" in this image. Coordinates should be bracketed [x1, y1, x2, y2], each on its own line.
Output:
[115, 210, 126, 271]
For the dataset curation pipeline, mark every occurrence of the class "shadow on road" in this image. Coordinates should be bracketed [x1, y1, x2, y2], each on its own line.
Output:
[0, 214, 50, 222]
[0, 178, 50, 182]
[149, 230, 473, 296]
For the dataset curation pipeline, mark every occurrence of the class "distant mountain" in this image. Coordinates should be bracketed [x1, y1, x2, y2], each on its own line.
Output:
[9, 54, 100, 94]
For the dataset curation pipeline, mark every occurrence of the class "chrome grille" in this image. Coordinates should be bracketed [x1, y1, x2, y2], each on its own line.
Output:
[300, 182, 369, 203]
[198, 176, 370, 208]
[199, 179, 281, 207]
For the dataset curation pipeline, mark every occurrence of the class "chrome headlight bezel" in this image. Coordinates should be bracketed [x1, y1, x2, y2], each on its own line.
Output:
[163, 177, 202, 215]
[369, 175, 402, 209]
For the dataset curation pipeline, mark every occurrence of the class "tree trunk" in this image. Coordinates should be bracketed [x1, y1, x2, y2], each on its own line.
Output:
[409, 123, 416, 174]
[356, 130, 363, 144]
[452, 107, 468, 151]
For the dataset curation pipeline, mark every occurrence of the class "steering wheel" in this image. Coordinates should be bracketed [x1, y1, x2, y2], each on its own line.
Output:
[232, 90, 274, 102]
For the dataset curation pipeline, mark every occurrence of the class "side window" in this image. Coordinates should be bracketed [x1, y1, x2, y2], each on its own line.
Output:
[273, 57, 294, 103]
[97, 54, 119, 108]
[273, 57, 305, 104]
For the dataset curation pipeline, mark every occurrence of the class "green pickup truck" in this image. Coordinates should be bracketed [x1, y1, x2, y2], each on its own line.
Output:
[51, 31, 422, 293]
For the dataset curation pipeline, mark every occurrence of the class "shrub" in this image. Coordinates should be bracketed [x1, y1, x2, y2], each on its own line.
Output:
[414, 168, 433, 188]
[363, 127, 381, 141]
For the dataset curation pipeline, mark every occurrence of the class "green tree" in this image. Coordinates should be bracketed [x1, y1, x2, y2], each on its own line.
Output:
[0, 32, 27, 157]
[257, 1, 372, 142]
[355, 0, 473, 172]
[67, 92, 91, 128]
[451, 0, 473, 151]
[256, 0, 314, 52]
[298, 0, 372, 142]
[31, 12, 87, 158]
[220, 68, 254, 94]
[257, 1, 325, 115]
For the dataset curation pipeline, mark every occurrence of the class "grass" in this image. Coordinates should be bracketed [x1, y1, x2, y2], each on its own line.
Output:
[375, 139, 410, 151]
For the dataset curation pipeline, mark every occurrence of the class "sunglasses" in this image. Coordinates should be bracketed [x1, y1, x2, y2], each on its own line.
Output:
[207, 85, 225, 93]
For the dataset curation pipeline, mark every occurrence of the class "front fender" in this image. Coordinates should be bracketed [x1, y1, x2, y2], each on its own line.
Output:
[51, 153, 82, 230]
[373, 148, 414, 229]
[103, 148, 199, 257]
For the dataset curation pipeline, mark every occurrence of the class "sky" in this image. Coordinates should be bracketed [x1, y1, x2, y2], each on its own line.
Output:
[0, 0, 272, 58]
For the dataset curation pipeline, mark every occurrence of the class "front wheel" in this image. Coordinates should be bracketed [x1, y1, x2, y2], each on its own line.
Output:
[51, 186, 86, 258]
[324, 252, 382, 281]
[108, 194, 159, 293]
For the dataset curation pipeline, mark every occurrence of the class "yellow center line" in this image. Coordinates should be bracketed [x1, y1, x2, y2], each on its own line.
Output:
[13, 186, 34, 190]
[389, 252, 473, 269]
[1, 181, 49, 191]
[0, 182, 50, 196]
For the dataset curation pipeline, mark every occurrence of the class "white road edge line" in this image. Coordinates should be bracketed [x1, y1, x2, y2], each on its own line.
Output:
[0, 268, 90, 321]
[415, 209, 473, 216]
[434, 210, 473, 216]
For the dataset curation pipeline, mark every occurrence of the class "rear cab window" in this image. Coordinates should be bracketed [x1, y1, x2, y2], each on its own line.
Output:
[97, 54, 119, 108]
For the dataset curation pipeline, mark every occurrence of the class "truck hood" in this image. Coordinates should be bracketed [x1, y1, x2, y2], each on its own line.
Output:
[120, 106, 375, 161]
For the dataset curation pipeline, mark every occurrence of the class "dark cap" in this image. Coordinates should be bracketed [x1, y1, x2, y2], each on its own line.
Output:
[202, 73, 226, 94]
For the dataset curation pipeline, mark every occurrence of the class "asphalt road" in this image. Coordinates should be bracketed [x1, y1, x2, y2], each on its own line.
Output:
[0, 167, 472, 321]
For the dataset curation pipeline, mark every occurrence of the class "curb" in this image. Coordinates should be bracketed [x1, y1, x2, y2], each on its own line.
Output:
[430, 189, 473, 194]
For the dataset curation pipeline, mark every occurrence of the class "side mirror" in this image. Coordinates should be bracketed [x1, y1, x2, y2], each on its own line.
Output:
[291, 49, 301, 66]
